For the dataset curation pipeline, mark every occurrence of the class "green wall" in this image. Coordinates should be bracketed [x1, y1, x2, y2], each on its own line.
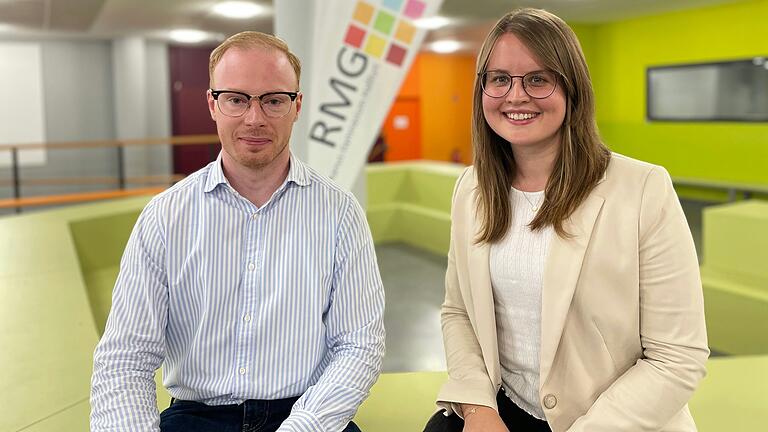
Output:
[574, 0, 768, 185]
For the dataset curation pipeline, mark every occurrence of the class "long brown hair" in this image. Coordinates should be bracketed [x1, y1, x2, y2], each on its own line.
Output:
[473, 8, 610, 242]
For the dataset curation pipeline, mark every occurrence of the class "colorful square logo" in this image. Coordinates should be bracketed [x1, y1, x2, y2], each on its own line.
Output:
[344, 0, 426, 67]
[386, 44, 407, 66]
[382, 0, 404, 12]
[404, 0, 426, 19]
[373, 11, 396, 35]
[353, 1, 375, 25]
[345, 25, 366, 48]
[364, 33, 387, 58]
[394, 21, 416, 44]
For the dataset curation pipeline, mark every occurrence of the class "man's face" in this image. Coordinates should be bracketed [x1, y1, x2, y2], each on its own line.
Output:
[207, 47, 302, 173]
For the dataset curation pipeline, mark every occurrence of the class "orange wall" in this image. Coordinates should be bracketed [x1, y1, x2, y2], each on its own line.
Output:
[418, 53, 475, 164]
[398, 55, 421, 98]
[382, 99, 421, 161]
[387, 53, 476, 164]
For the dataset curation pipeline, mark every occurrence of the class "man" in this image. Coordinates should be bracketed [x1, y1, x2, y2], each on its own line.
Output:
[91, 31, 385, 432]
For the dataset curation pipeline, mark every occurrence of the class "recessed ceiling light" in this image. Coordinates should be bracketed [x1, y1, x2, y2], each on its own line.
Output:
[212, 1, 267, 19]
[169, 29, 209, 43]
[429, 40, 462, 54]
[414, 16, 451, 30]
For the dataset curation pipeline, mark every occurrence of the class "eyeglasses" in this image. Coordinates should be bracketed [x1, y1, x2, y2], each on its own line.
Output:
[479, 70, 559, 99]
[210, 90, 299, 118]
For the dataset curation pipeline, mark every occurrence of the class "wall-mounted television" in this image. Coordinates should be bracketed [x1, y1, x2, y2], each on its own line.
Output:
[647, 57, 768, 122]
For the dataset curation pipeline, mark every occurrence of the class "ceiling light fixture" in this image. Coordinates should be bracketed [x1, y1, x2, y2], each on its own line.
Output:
[414, 16, 451, 30]
[430, 40, 462, 54]
[169, 29, 209, 43]
[212, 1, 267, 19]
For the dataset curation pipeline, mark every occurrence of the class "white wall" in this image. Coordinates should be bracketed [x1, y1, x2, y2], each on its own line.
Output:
[0, 37, 172, 210]
[0, 42, 46, 167]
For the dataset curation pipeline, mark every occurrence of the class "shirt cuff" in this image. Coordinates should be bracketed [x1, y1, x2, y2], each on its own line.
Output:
[277, 409, 325, 432]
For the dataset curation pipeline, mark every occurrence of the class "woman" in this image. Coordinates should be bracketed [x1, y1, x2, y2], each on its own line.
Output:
[423, 8, 709, 432]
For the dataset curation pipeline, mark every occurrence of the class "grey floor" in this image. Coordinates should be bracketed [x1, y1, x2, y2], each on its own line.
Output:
[378, 243, 447, 373]
[377, 199, 722, 373]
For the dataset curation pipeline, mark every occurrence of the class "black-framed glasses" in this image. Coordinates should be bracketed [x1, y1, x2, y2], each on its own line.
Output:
[479, 70, 559, 99]
[211, 90, 299, 118]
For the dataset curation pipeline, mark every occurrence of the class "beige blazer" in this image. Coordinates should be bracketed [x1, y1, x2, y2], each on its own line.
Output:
[435, 153, 709, 432]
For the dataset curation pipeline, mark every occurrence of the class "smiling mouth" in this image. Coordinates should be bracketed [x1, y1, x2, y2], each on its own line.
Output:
[505, 112, 539, 121]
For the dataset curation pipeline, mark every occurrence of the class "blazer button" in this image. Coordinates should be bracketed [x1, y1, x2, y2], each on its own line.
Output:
[543, 394, 557, 409]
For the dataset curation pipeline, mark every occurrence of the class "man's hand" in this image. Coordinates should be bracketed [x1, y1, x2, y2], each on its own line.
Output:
[461, 404, 509, 432]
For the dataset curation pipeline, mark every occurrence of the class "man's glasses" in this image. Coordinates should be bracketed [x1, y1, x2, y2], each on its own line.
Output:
[210, 90, 299, 118]
[479, 70, 559, 99]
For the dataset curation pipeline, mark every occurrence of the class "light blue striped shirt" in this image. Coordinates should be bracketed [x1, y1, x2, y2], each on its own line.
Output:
[91, 154, 386, 431]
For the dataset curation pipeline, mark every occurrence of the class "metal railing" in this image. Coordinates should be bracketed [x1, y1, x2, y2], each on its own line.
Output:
[0, 134, 219, 212]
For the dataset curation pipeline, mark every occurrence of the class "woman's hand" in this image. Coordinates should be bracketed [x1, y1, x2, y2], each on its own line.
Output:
[461, 404, 509, 432]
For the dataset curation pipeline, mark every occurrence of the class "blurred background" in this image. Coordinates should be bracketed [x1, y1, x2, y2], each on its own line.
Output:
[1, 1, 766, 431]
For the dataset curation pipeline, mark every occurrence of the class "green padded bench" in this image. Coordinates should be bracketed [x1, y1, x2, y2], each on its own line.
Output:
[367, 161, 463, 256]
[70, 209, 143, 334]
[353, 355, 768, 432]
[0, 195, 153, 432]
[10, 363, 767, 432]
[699, 201, 768, 355]
[688, 355, 768, 431]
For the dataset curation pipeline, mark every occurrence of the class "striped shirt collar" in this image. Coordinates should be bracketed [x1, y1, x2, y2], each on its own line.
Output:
[204, 151, 312, 194]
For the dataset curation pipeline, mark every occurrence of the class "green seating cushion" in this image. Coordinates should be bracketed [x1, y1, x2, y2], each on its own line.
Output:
[700, 201, 768, 355]
[352, 356, 768, 432]
[689, 355, 768, 431]
[703, 201, 768, 285]
[700, 268, 768, 355]
[354, 371, 447, 431]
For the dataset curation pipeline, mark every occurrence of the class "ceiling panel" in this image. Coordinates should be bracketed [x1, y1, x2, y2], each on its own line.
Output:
[0, 0, 751, 45]
[49, 0, 106, 31]
[0, 0, 45, 29]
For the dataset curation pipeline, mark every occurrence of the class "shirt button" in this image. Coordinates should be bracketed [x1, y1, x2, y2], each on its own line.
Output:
[244, 314, 251, 322]
[239, 367, 246, 375]
[252, 213, 259, 220]
[247, 262, 255, 271]
[543, 394, 557, 409]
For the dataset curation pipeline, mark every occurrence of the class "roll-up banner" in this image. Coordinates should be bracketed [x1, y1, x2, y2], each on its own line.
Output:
[305, 0, 443, 189]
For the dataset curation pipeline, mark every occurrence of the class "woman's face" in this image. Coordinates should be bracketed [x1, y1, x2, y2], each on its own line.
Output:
[481, 32, 566, 155]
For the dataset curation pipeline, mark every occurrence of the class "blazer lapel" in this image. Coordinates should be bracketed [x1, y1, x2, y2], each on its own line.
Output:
[539, 193, 604, 381]
[467, 221, 500, 383]
[468, 238, 496, 324]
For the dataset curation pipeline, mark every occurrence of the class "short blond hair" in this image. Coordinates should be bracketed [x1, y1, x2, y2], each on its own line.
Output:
[209, 31, 301, 88]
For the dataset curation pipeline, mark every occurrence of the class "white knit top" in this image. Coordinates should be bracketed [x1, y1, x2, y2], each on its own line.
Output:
[489, 187, 553, 420]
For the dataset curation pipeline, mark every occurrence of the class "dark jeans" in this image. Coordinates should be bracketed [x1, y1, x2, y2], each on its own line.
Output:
[423, 390, 551, 432]
[160, 397, 363, 432]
